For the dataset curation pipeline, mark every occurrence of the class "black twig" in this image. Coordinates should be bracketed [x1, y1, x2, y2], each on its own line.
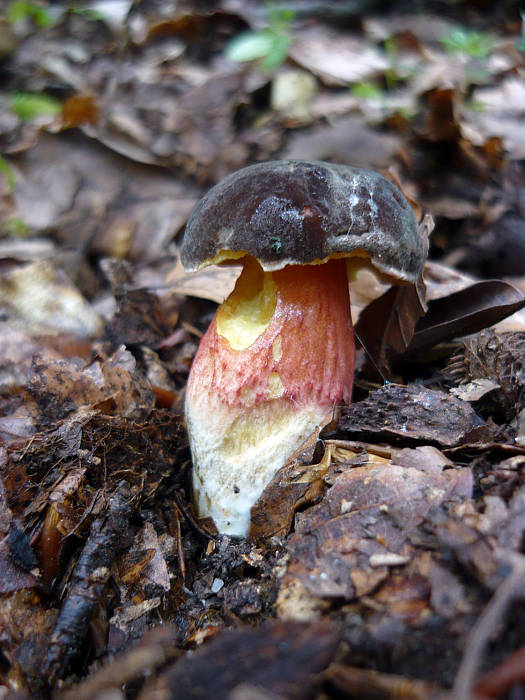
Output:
[45, 481, 136, 685]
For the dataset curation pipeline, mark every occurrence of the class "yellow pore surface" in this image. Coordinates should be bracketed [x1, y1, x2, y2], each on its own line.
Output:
[216, 256, 277, 351]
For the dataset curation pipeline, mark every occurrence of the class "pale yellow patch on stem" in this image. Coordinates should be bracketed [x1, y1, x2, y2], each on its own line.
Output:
[268, 372, 284, 398]
[216, 256, 277, 350]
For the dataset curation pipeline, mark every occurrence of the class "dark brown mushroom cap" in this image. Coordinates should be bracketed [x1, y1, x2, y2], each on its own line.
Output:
[181, 160, 425, 282]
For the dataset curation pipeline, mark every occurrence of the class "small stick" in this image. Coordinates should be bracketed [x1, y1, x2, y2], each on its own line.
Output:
[452, 552, 525, 700]
[45, 481, 136, 685]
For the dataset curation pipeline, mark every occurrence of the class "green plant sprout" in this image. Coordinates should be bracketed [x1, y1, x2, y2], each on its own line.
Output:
[351, 35, 416, 100]
[351, 81, 384, 100]
[68, 6, 106, 23]
[9, 92, 61, 121]
[0, 156, 16, 192]
[225, 6, 295, 71]
[2, 217, 31, 237]
[465, 99, 486, 112]
[384, 35, 402, 91]
[6, 1, 53, 28]
[440, 28, 494, 58]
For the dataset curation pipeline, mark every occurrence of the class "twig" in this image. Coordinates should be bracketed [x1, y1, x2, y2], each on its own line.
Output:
[452, 552, 525, 700]
[475, 644, 525, 698]
[57, 625, 181, 700]
[45, 481, 137, 685]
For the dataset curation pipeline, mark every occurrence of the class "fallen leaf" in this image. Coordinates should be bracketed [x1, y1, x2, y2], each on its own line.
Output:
[289, 30, 389, 86]
[61, 94, 100, 128]
[326, 664, 444, 700]
[0, 261, 103, 337]
[0, 589, 57, 686]
[109, 287, 171, 346]
[29, 347, 155, 421]
[282, 116, 404, 171]
[279, 449, 472, 605]
[354, 216, 431, 375]
[139, 620, 341, 700]
[0, 539, 38, 593]
[167, 259, 239, 304]
[464, 77, 525, 159]
[355, 281, 427, 376]
[110, 598, 162, 631]
[13, 162, 80, 230]
[450, 378, 500, 402]
[249, 427, 326, 539]
[407, 280, 525, 353]
[339, 384, 485, 447]
[117, 522, 170, 594]
[58, 626, 180, 700]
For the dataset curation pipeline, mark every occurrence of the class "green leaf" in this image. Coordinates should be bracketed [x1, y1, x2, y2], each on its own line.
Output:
[0, 155, 16, 191]
[69, 6, 105, 23]
[9, 92, 61, 121]
[440, 28, 494, 58]
[225, 31, 276, 63]
[3, 217, 30, 237]
[351, 81, 384, 99]
[224, 4, 295, 71]
[267, 6, 295, 31]
[260, 32, 291, 70]
[7, 1, 53, 28]
[226, 28, 291, 70]
[465, 99, 486, 112]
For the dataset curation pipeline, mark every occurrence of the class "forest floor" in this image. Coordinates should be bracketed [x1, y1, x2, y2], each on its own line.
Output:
[0, 1, 525, 698]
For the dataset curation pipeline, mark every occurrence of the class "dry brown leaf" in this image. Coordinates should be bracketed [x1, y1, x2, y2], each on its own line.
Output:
[464, 77, 525, 159]
[0, 539, 39, 594]
[339, 384, 486, 446]
[289, 30, 389, 86]
[29, 347, 155, 421]
[0, 261, 103, 337]
[407, 280, 525, 353]
[450, 378, 501, 402]
[278, 447, 472, 610]
[139, 620, 341, 700]
[167, 259, 240, 304]
[282, 116, 404, 171]
[326, 664, 444, 700]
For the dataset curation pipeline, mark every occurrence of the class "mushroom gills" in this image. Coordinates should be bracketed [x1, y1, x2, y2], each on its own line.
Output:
[185, 257, 355, 535]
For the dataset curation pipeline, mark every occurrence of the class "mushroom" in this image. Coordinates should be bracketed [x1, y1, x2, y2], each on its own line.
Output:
[181, 160, 425, 536]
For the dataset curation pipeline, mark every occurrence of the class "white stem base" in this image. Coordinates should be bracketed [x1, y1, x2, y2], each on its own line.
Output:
[187, 397, 328, 536]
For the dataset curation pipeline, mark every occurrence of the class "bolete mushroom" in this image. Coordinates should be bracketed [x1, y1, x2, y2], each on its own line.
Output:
[181, 160, 425, 536]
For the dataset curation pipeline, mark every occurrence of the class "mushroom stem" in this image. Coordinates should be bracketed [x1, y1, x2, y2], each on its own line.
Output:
[185, 257, 355, 535]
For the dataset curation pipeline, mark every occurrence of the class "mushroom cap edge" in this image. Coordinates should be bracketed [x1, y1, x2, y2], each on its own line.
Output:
[181, 160, 425, 283]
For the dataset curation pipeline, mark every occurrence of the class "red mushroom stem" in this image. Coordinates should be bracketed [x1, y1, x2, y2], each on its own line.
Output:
[185, 256, 355, 535]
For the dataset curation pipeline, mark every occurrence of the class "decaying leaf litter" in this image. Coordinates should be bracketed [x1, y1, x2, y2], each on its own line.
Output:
[0, 1, 525, 697]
